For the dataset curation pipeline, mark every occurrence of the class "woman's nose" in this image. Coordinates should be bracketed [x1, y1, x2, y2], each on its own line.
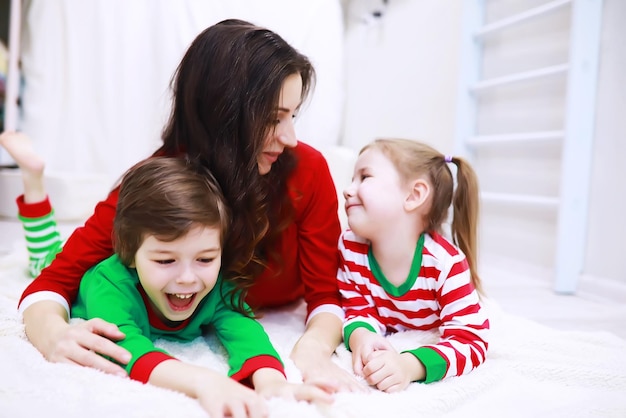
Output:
[276, 119, 297, 148]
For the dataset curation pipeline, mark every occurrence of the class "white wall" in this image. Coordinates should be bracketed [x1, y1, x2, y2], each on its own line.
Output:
[17, 0, 345, 185]
[341, 0, 463, 152]
[340, 0, 626, 288]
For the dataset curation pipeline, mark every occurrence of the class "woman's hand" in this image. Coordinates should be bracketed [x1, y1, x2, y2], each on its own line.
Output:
[23, 301, 130, 376]
[290, 312, 366, 393]
[295, 349, 366, 393]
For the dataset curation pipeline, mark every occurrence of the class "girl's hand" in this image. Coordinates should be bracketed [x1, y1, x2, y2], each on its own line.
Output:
[348, 328, 394, 377]
[361, 350, 422, 393]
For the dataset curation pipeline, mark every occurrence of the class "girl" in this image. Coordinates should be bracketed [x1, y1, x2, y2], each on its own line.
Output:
[17, 19, 360, 391]
[338, 138, 490, 393]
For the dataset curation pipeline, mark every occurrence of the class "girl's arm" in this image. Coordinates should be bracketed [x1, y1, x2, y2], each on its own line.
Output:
[403, 256, 490, 383]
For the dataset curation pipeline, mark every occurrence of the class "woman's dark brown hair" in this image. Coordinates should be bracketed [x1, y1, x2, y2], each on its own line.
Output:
[157, 19, 315, 294]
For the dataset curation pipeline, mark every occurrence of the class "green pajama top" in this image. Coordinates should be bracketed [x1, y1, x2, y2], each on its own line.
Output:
[72, 255, 284, 384]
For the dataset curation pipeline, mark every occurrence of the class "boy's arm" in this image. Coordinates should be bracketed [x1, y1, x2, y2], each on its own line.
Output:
[210, 291, 285, 381]
[73, 259, 174, 377]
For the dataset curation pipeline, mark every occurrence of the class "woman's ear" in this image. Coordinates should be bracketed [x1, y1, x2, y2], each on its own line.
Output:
[404, 178, 430, 212]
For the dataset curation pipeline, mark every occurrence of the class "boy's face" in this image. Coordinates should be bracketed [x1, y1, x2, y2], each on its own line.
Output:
[133, 225, 222, 322]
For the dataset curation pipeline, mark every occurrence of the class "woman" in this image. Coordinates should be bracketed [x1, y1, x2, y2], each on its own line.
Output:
[19, 19, 360, 391]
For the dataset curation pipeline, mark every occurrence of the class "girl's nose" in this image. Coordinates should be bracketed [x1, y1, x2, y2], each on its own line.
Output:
[343, 183, 356, 199]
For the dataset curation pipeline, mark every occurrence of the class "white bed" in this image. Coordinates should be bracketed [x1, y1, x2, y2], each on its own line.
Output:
[1, 238, 625, 417]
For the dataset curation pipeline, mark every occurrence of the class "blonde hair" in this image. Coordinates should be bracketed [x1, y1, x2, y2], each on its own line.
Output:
[361, 138, 482, 294]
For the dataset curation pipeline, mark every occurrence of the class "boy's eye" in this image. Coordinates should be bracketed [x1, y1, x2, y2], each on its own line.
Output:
[155, 259, 174, 265]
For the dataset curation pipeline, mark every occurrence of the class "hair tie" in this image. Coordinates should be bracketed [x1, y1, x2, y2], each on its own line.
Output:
[444, 155, 453, 163]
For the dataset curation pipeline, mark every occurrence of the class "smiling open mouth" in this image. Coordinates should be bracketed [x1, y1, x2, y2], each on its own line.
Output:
[166, 293, 196, 311]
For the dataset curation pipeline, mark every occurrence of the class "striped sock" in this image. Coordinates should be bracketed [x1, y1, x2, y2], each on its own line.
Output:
[16, 196, 63, 278]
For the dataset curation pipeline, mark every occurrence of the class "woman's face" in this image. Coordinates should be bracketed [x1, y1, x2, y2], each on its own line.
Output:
[257, 73, 302, 175]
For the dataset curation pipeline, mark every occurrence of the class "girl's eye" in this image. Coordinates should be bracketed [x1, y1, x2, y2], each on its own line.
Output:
[360, 174, 370, 181]
[155, 259, 174, 265]
[198, 258, 215, 264]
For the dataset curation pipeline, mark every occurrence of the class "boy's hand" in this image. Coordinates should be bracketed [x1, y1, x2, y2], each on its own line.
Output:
[253, 368, 335, 404]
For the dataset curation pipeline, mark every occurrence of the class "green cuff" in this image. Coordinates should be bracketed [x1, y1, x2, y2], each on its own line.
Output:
[343, 321, 376, 350]
[403, 346, 447, 383]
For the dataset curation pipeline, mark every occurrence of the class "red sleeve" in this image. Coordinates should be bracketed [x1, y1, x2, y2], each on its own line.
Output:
[230, 355, 285, 387]
[18, 188, 120, 308]
[130, 351, 177, 383]
[292, 143, 342, 316]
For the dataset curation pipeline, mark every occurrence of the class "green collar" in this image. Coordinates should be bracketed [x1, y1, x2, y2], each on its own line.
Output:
[368, 234, 425, 297]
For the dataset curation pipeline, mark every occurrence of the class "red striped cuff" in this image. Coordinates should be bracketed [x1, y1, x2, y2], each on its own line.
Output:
[16, 195, 52, 219]
[129, 351, 177, 383]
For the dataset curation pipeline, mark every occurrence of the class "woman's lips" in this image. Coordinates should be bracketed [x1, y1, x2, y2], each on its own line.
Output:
[263, 152, 280, 164]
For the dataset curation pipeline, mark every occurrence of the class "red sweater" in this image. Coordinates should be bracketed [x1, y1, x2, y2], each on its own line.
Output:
[19, 142, 342, 319]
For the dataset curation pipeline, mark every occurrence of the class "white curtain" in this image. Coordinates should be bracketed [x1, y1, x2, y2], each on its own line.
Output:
[19, 0, 345, 184]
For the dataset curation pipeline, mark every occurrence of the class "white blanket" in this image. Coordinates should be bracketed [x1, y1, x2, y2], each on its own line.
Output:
[1, 245, 625, 418]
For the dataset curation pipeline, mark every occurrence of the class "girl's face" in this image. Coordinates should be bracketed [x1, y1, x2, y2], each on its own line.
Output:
[257, 73, 302, 175]
[133, 225, 222, 322]
[343, 148, 410, 239]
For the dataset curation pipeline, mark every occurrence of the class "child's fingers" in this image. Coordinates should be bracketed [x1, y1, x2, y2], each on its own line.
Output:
[295, 384, 335, 404]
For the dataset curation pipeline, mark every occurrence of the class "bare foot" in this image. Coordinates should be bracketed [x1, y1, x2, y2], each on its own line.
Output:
[0, 131, 47, 203]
